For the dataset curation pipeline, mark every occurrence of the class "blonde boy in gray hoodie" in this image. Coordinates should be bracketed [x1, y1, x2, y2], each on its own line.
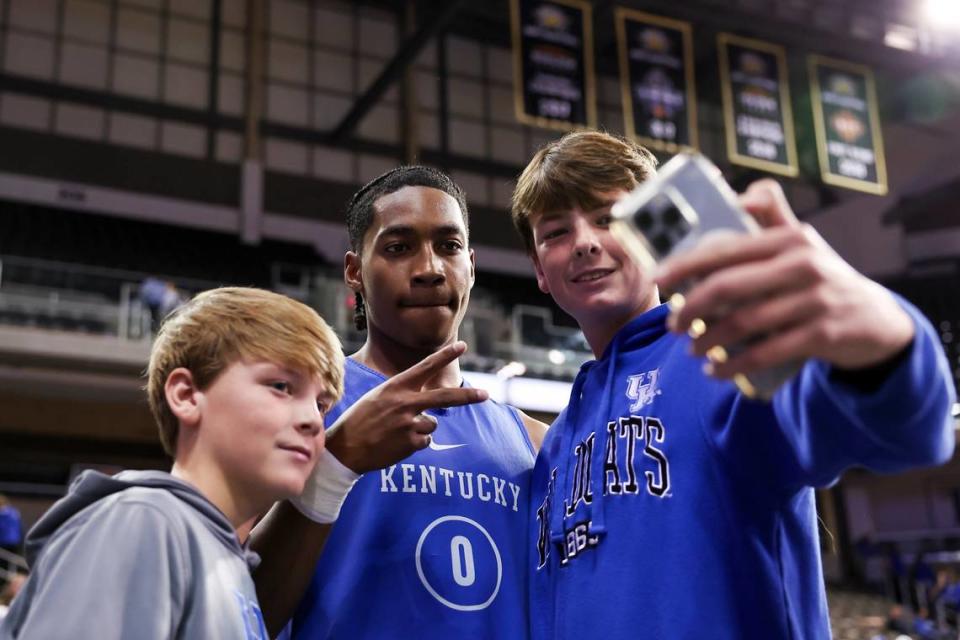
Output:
[1, 287, 346, 639]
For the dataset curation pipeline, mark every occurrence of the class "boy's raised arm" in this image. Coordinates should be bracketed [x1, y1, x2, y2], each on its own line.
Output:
[251, 342, 488, 636]
[655, 179, 954, 476]
[656, 179, 916, 379]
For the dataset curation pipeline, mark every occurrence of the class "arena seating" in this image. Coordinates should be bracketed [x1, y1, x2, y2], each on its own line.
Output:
[0, 200, 322, 288]
[0, 202, 593, 379]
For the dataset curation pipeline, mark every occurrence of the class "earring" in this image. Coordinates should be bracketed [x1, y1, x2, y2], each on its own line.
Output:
[354, 293, 367, 331]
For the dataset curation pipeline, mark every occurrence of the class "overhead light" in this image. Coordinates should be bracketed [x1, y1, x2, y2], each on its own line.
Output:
[923, 0, 960, 30]
[496, 361, 527, 380]
[884, 24, 918, 50]
[548, 349, 566, 365]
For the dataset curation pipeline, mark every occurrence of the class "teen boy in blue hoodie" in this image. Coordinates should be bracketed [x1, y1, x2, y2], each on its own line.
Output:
[511, 131, 956, 640]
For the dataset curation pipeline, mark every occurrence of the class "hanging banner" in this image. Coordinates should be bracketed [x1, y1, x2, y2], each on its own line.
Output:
[510, 0, 596, 130]
[615, 9, 697, 152]
[718, 33, 798, 176]
[809, 55, 887, 195]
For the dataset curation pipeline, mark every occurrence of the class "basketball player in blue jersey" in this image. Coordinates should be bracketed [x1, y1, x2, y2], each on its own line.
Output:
[252, 166, 546, 639]
[511, 131, 955, 639]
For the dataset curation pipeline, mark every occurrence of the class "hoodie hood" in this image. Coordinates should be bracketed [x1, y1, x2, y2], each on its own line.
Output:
[26, 470, 258, 571]
[549, 303, 671, 545]
[603, 303, 671, 357]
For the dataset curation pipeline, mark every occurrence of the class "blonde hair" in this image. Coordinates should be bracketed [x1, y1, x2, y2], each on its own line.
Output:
[146, 287, 344, 456]
[512, 130, 658, 250]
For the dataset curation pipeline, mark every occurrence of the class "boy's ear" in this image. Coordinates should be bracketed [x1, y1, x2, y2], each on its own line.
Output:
[344, 251, 363, 295]
[530, 252, 551, 295]
[165, 368, 202, 428]
[468, 248, 476, 289]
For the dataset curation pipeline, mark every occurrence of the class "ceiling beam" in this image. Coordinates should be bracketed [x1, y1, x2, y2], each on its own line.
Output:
[328, 0, 467, 143]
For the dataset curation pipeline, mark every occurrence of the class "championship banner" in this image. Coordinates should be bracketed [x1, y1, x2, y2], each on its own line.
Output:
[718, 33, 798, 176]
[510, 0, 596, 130]
[809, 55, 887, 195]
[615, 9, 697, 152]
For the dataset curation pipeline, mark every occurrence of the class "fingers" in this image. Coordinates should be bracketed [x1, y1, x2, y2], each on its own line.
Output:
[413, 433, 433, 450]
[668, 247, 822, 335]
[738, 179, 800, 229]
[688, 287, 826, 358]
[411, 412, 439, 435]
[656, 225, 807, 293]
[704, 321, 822, 379]
[391, 341, 467, 388]
[656, 179, 810, 293]
[326, 369, 482, 472]
[410, 414, 438, 451]
[408, 386, 489, 414]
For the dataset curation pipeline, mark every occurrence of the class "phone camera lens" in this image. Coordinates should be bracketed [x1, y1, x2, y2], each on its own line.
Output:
[663, 205, 681, 227]
[634, 209, 654, 231]
[650, 233, 673, 256]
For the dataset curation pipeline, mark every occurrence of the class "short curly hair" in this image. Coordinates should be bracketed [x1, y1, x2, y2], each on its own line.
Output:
[346, 165, 468, 253]
[345, 165, 469, 330]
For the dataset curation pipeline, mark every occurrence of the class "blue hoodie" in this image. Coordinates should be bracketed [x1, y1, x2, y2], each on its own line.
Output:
[530, 299, 955, 640]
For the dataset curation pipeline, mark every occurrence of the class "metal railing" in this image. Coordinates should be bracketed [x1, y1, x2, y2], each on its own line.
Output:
[0, 547, 27, 581]
[0, 256, 155, 341]
[0, 255, 227, 341]
[0, 254, 594, 380]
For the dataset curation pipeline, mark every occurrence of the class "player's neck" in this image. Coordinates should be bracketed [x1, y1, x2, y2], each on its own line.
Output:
[354, 328, 462, 389]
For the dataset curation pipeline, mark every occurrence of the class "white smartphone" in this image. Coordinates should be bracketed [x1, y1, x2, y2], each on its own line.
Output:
[610, 151, 801, 400]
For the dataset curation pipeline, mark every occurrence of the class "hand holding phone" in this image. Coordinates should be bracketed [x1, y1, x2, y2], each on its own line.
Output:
[610, 152, 802, 400]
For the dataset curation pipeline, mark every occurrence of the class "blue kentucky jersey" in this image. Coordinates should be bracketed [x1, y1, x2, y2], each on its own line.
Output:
[292, 358, 536, 640]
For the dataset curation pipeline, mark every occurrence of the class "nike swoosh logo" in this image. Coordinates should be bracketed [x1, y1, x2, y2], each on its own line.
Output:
[427, 441, 467, 452]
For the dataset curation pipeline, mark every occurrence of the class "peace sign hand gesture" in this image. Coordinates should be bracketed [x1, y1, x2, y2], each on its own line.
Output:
[326, 341, 488, 473]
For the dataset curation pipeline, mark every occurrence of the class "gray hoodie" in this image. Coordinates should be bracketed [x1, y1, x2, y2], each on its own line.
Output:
[0, 470, 267, 639]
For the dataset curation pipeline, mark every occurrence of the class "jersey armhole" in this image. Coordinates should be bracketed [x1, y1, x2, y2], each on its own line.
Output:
[507, 406, 537, 458]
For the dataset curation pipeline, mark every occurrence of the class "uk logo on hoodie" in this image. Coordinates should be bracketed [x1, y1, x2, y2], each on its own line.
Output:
[626, 369, 661, 411]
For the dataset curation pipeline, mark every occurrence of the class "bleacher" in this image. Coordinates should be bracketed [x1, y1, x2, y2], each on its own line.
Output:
[0, 201, 594, 382]
[829, 589, 902, 640]
[0, 201, 322, 288]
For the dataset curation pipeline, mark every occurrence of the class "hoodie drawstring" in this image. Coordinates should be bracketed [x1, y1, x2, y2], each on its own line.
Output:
[548, 339, 620, 545]
[549, 364, 592, 545]
[587, 339, 620, 537]
[546, 304, 671, 558]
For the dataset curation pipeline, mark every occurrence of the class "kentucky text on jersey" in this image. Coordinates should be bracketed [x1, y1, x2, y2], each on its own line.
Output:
[379, 463, 523, 512]
[292, 358, 535, 639]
